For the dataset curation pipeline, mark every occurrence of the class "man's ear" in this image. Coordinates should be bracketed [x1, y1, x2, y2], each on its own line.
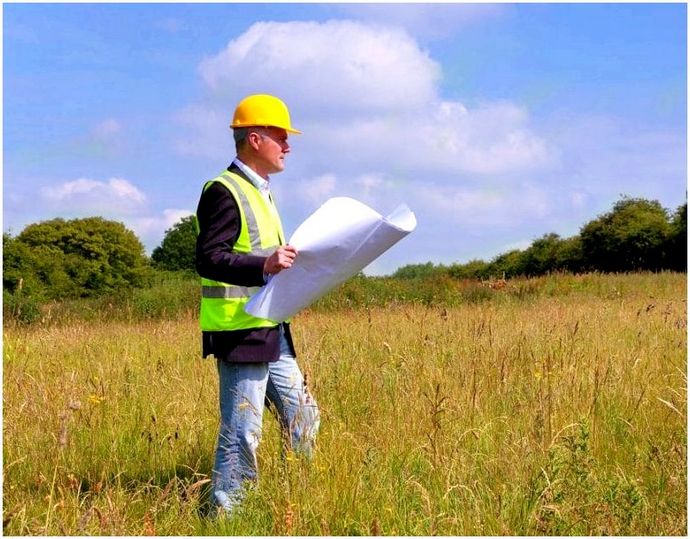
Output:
[247, 131, 262, 151]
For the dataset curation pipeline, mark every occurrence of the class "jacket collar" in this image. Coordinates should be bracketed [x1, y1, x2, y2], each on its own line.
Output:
[230, 158, 270, 193]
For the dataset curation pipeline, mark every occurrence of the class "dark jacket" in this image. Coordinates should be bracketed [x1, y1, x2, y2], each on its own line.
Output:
[195, 163, 296, 362]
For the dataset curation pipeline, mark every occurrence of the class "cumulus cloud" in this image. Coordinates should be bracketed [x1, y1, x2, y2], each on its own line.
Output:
[305, 99, 552, 178]
[179, 19, 553, 183]
[425, 100, 552, 174]
[199, 20, 440, 114]
[41, 177, 146, 213]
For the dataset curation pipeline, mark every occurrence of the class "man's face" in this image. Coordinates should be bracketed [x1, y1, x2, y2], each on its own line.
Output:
[252, 127, 290, 176]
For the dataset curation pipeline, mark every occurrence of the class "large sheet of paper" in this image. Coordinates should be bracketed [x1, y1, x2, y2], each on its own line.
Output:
[244, 197, 417, 322]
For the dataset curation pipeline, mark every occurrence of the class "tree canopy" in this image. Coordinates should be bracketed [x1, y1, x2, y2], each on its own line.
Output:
[580, 197, 672, 272]
[151, 215, 197, 272]
[393, 197, 686, 280]
[2, 196, 686, 313]
[3, 217, 149, 299]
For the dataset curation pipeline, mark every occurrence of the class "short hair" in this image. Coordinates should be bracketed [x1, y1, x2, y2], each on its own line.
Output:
[233, 127, 250, 152]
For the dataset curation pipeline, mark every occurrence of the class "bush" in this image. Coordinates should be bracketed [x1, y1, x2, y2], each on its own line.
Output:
[580, 197, 672, 272]
[3, 290, 42, 325]
[4, 217, 151, 300]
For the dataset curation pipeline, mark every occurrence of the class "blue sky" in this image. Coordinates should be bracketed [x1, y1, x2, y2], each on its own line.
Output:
[3, 2, 687, 275]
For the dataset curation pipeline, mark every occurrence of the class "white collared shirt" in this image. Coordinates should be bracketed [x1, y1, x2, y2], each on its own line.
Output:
[232, 157, 271, 204]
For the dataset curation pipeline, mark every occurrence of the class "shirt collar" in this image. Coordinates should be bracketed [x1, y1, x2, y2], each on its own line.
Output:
[232, 157, 270, 193]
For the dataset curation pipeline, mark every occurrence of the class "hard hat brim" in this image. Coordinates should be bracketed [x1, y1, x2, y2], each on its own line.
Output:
[230, 122, 302, 135]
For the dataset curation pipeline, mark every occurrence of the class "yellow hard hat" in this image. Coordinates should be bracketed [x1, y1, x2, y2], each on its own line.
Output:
[230, 94, 302, 134]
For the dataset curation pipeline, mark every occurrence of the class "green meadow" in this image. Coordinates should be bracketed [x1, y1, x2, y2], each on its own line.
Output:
[2, 272, 687, 535]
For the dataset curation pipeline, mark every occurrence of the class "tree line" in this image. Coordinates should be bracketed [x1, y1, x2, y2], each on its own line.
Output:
[393, 197, 687, 280]
[3, 196, 687, 308]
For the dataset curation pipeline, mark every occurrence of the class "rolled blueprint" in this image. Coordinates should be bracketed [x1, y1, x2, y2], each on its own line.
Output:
[244, 197, 417, 322]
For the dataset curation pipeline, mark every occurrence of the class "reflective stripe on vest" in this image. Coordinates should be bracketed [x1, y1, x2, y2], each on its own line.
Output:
[201, 285, 261, 299]
[198, 171, 284, 330]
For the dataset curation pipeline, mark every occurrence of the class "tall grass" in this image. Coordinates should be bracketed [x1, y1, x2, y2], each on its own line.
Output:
[2, 272, 686, 535]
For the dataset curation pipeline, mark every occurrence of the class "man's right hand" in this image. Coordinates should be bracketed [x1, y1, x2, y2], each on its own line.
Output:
[263, 244, 298, 275]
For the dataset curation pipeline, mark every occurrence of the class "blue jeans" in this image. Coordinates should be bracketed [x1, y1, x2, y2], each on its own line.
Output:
[212, 327, 319, 513]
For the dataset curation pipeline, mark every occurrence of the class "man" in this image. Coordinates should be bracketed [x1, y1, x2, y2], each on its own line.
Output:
[195, 94, 320, 516]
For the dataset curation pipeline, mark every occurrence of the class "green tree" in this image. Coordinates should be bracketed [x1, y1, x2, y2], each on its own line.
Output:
[392, 261, 441, 279]
[488, 249, 527, 278]
[3, 233, 48, 322]
[580, 197, 671, 272]
[3, 233, 38, 294]
[520, 233, 584, 276]
[448, 259, 491, 280]
[15, 217, 149, 298]
[521, 233, 564, 276]
[667, 202, 687, 271]
[151, 215, 197, 272]
[558, 236, 585, 273]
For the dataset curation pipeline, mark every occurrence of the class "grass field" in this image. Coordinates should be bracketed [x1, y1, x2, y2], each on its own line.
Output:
[2, 273, 687, 535]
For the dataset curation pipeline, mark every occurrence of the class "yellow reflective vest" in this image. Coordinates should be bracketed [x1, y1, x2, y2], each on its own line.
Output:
[197, 170, 284, 331]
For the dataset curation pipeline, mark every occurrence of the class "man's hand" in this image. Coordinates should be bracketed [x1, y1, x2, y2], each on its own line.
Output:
[264, 244, 298, 275]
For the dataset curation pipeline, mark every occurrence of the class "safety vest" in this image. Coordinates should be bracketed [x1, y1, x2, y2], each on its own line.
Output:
[197, 170, 285, 331]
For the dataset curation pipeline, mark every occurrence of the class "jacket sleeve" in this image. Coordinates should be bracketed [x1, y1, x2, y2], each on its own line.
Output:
[195, 182, 267, 287]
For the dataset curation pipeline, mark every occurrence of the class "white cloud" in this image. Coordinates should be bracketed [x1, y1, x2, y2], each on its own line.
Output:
[304, 99, 552, 177]
[179, 19, 553, 181]
[199, 20, 440, 114]
[427, 100, 552, 174]
[41, 177, 146, 213]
